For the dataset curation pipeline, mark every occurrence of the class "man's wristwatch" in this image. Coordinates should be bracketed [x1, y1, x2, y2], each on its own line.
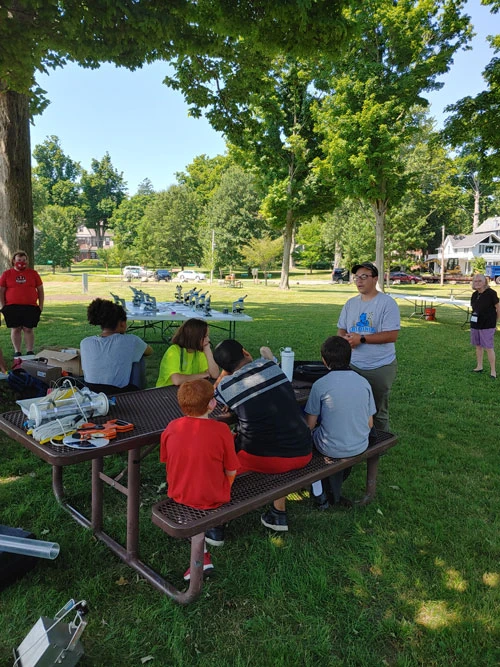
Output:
[360, 336, 367, 344]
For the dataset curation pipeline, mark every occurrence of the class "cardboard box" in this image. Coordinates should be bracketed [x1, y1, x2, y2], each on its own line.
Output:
[21, 359, 62, 383]
[37, 348, 82, 376]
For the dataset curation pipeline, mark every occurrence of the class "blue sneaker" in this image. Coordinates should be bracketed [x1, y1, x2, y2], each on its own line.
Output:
[205, 526, 225, 547]
[261, 507, 288, 532]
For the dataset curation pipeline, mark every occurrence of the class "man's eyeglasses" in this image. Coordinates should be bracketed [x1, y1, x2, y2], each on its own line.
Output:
[353, 274, 374, 282]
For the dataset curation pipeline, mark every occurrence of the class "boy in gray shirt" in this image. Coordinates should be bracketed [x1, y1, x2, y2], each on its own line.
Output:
[304, 336, 376, 510]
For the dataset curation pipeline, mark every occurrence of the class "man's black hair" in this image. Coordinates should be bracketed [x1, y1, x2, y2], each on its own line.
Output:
[321, 336, 351, 370]
[213, 339, 245, 373]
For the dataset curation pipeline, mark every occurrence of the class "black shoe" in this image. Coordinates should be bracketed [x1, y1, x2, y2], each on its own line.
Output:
[13, 352, 22, 358]
[311, 490, 330, 511]
[205, 525, 225, 547]
[261, 507, 288, 532]
[26, 351, 35, 355]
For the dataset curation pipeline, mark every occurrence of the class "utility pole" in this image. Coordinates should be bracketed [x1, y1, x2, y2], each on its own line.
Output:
[440, 225, 445, 287]
[210, 229, 215, 284]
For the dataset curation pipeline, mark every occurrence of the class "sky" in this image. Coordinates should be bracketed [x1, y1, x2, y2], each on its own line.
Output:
[30, 1, 498, 196]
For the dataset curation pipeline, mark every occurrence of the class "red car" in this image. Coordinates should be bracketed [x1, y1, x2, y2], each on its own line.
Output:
[388, 271, 425, 285]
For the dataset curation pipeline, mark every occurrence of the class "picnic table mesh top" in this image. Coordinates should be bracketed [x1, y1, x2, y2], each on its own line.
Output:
[0, 381, 313, 456]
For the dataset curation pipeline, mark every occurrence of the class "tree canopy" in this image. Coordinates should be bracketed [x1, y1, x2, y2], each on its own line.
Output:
[32, 136, 81, 203]
[442, 1, 500, 220]
[80, 153, 127, 244]
[203, 166, 264, 271]
[168, 55, 339, 288]
[0, 0, 352, 270]
[314, 0, 471, 283]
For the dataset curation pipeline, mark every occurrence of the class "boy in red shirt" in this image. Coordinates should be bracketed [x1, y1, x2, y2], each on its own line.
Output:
[160, 379, 239, 581]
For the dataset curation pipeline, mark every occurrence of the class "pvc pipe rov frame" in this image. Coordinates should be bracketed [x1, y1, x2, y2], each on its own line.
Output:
[0, 534, 60, 560]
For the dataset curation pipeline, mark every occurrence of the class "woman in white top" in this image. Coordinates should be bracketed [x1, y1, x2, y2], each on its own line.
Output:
[81, 298, 153, 394]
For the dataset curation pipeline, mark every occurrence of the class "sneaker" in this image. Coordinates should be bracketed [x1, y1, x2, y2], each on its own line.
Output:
[205, 525, 225, 547]
[13, 352, 22, 358]
[183, 552, 214, 582]
[25, 351, 35, 355]
[312, 490, 330, 511]
[261, 507, 288, 532]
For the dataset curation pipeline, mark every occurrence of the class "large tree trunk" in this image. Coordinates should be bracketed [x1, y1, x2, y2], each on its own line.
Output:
[334, 241, 342, 269]
[279, 208, 294, 290]
[371, 198, 387, 292]
[0, 88, 33, 271]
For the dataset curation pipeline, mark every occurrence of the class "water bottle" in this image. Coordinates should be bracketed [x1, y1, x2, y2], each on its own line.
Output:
[280, 346, 295, 382]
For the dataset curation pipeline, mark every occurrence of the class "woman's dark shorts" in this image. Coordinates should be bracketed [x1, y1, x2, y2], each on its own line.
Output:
[2, 305, 41, 329]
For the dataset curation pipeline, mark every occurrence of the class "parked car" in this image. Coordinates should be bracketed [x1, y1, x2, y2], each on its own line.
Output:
[387, 271, 425, 285]
[153, 269, 172, 282]
[331, 268, 349, 283]
[122, 265, 154, 280]
[486, 265, 500, 284]
[176, 269, 206, 282]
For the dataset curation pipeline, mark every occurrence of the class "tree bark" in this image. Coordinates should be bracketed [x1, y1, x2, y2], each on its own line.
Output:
[371, 198, 387, 293]
[334, 241, 342, 270]
[279, 208, 294, 290]
[0, 87, 33, 271]
[289, 225, 296, 268]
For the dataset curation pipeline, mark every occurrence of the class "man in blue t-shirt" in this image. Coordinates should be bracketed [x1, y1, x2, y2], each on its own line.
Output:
[337, 262, 400, 432]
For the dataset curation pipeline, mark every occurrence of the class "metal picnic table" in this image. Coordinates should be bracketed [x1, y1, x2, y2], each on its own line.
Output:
[124, 302, 253, 343]
[389, 292, 472, 327]
[0, 382, 312, 602]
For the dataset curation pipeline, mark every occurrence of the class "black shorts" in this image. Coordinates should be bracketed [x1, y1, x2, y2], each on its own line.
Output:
[2, 304, 41, 329]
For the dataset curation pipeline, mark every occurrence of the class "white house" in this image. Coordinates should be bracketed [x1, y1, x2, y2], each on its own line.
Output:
[432, 216, 500, 274]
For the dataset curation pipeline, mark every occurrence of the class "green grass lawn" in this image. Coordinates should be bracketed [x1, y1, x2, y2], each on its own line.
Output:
[1, 277, 499, 666]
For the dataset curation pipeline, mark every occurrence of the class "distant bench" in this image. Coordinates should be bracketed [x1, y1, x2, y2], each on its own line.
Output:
[152, 429, 398, 604]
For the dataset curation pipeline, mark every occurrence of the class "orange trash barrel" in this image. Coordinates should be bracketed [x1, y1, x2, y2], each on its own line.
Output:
[424, 308, 436, 321]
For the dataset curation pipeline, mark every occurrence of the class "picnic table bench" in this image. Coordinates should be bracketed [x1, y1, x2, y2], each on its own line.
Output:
[223, 274, 243, 288]
[152, 429, 398, 604]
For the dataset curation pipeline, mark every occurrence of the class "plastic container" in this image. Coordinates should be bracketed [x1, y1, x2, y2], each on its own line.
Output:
[280, 346, 295, 382]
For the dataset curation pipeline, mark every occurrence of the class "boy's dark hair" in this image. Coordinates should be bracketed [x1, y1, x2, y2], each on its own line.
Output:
[172, 318, 207, 352]
[87, 298, 127, 330]
[213, 339, 245, 373]
[321, 336, 351, 370]
[177, 379, 214, 417]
